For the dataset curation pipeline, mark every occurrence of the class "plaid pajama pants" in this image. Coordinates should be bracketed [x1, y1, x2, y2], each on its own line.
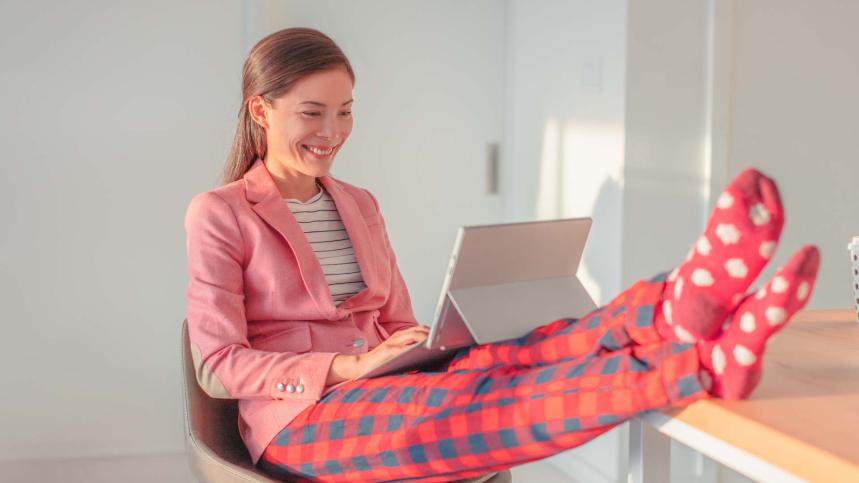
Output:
[258, 275, 709, 482]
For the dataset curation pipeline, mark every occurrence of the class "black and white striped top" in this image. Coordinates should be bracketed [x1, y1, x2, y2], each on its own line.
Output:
[284, 186, 367, 305]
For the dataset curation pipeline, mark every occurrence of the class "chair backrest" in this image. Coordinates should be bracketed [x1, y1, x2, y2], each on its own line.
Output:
[181, 319, 512, 483]
[181, 319, 279, 482]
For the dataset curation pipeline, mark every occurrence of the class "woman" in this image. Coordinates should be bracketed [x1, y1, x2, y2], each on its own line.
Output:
[185, 27, 819, 482]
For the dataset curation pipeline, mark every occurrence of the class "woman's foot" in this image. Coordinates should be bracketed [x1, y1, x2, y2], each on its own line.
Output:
[655, 168, 785, 342]
[696, 245, 820, 399]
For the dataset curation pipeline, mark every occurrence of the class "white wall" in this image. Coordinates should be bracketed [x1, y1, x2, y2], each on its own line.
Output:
[0, 1, 244, 460]
[503, 1, 628, 481]
[622, 0, 712, 287]
[725, 0, 859, 309]
[504, 0, 627, 313]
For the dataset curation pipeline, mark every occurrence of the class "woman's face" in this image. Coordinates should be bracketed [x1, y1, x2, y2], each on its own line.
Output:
[252, 67, 354, 178]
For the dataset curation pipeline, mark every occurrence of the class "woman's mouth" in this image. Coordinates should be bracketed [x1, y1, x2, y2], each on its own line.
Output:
[302, 144, 337, 159]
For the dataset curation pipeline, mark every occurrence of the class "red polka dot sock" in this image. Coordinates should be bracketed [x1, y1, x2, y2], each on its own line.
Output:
[654, 168, 785, 343]
[696, 245, 820, 399]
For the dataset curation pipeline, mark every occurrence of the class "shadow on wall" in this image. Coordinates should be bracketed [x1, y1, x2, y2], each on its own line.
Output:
[534, 117, 624, 306]
[580, 177, 622, 305]
[530, 116, 627, 482]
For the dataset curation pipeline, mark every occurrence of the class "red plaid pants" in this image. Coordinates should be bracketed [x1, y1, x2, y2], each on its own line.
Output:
[259, 275, 708, 482]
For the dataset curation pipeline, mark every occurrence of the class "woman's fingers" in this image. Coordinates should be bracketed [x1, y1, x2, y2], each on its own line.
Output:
[400, 330, 429, 345]
[395, 325, 430, 337]
[389, 326, 429, 346]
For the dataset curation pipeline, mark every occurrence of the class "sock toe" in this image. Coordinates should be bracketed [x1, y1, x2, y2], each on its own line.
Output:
[757, 174, 784, 222]
[657, 167, 785, 343]
[787, 245, 821, 277]
[696, 245, 820, 399]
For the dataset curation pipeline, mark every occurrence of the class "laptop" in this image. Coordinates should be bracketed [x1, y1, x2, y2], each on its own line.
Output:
[356, 217, 597, 379]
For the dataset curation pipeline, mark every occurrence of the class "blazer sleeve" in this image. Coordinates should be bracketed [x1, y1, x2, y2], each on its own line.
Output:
[365, 190, 420, 335]
[184, 192, 338, 401]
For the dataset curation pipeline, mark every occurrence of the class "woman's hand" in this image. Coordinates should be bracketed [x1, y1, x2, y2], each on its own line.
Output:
[355, 325, 429, 377]
[325, 325, 430, 387]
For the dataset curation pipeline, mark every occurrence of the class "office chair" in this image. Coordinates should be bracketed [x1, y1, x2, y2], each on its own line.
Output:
[181, 320, 512, 482]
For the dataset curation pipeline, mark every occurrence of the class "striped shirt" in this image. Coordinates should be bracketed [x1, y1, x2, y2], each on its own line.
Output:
[284, 185, 367, 305]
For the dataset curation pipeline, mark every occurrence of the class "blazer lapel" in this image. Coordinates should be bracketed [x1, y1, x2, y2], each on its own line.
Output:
[318, 175, 379, 305]
[243, 159, 333, 317]
[242, 159, 379, 317]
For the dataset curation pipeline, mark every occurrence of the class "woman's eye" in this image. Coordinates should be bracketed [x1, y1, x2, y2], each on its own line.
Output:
[301, 112, 321, 117]
[339, 111, 352, 117]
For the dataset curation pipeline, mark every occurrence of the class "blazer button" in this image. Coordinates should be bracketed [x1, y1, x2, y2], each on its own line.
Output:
[352, 338, 364, 348]
[296, 384, 305, 394]
[276, 383, 285, 392]
[286, 383, 295, 393]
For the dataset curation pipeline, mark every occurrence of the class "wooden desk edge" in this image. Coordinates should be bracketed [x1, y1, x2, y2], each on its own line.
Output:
[658, 309, 859, 481]
[664, 401, 859, 481]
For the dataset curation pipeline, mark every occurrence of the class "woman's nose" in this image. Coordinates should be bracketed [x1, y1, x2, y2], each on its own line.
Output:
[316, 114, 339, 139]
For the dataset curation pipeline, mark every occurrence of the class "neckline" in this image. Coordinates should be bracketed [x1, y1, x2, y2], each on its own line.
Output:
[283, 184, 325, 204]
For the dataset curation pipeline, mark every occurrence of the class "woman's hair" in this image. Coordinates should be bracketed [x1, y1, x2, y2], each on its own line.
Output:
[221, 27, 355, 184]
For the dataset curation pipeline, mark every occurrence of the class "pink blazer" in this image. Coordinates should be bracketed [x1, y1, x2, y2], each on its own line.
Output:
[184, 159, 418, 464]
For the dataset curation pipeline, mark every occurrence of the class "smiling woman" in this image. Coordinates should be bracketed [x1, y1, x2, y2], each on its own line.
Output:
[184, 27, 820, 483]
[185, 27, 434, 474]
[246, 68, 354, 202]
[221, 28, 356, 193]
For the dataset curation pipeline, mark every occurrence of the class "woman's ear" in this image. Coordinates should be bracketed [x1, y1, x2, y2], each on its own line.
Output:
[247, 95, 271, 130]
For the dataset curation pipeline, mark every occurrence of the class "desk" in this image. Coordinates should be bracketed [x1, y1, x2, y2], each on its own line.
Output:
[628, 309, 859, 482]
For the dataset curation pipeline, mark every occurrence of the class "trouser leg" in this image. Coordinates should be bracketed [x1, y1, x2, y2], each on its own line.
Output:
[259, 336, 706, 483]
[446, 275, 669, 372]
